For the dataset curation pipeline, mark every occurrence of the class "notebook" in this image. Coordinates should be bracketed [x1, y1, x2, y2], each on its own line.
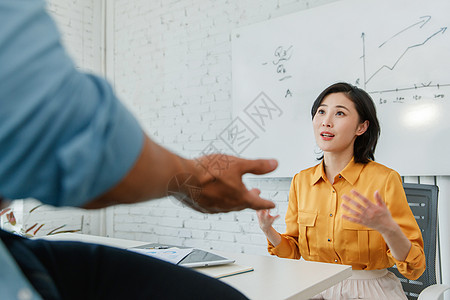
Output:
[193, 263, 254, 279]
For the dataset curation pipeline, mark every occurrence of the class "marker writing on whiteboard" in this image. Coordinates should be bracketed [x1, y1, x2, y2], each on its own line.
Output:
[273, 45, 293, 98]
[273, 45, 293, 81]
[262, 45, 294, 98]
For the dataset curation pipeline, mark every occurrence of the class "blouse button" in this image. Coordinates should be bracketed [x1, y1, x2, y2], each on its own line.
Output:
[338, 175, 342, 178]
[334, 259, 338, 263]
[332, 190, 335, 193]
[327, 238, 331, 242]
[329, 214, 333, 217]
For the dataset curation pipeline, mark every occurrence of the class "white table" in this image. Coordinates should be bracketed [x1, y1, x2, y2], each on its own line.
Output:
[38, 233, 351, 300]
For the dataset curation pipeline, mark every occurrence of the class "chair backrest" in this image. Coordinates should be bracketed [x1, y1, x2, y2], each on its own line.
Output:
[388, 183, 439, 300]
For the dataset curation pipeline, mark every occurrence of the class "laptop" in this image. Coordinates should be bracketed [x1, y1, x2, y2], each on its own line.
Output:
[132, 243, 235, 268]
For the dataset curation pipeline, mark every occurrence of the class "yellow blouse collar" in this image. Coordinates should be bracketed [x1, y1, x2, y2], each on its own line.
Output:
[311, 157, 366, 186]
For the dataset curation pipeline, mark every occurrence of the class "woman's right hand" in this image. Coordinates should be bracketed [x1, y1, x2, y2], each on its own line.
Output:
[256, 209, 280, 233]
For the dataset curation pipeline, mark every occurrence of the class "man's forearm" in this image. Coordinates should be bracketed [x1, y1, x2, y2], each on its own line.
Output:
[84, 134, 278, 213]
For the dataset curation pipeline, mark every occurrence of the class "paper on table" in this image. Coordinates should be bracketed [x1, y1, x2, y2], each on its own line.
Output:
[129, 247, 193, 265]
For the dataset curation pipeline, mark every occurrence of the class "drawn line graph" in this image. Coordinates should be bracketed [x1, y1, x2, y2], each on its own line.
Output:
[363, 27, 447, 87]
[378, 16, 431, 48]
[360, 15, 448, 89]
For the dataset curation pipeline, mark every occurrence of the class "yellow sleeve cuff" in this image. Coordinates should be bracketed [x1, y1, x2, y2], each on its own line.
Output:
[267, 236, 300, 259]
[388, 244, 426, 280]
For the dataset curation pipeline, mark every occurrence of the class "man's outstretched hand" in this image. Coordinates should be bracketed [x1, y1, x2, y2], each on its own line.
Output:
[168, 154, 278, 213]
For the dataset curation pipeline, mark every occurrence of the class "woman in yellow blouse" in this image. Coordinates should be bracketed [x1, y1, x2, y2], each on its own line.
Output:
[257, 82, 425, 299]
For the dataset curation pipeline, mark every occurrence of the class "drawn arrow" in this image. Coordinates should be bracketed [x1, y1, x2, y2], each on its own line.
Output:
[361, 32, 367, 89]
[366, 27, 447, 85]
[379, 15, 431, 48]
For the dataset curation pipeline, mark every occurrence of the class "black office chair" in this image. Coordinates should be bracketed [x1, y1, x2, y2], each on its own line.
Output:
[388, 183, 442, 299]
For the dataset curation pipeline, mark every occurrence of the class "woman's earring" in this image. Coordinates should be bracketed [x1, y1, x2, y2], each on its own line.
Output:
[314, 144, 323, 157]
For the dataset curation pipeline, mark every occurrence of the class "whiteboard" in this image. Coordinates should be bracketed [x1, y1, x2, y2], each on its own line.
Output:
[231, 0, 450, 177]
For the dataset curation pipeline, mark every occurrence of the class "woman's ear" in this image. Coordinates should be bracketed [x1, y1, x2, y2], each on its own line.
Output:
[356, 120, 369, 136]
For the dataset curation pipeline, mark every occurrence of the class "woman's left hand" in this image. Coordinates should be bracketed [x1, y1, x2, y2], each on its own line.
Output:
[341, 190, 395, 234]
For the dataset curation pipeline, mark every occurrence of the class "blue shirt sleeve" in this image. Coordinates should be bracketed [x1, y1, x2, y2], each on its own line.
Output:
[0, 0, 144, 207]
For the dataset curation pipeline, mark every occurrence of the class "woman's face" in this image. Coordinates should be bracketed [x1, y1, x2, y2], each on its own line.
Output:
[312, 92, 368, 156]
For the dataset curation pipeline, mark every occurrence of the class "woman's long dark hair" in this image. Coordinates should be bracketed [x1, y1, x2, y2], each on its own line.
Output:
[310, 82, 380, 164]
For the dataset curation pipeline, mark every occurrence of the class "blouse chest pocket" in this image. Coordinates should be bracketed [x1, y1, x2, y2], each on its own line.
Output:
[297, 211, 318, 257]
[342, 219, 382, 263]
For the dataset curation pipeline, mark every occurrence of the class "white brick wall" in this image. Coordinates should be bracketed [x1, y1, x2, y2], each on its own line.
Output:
[46, 0, 102, 73]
